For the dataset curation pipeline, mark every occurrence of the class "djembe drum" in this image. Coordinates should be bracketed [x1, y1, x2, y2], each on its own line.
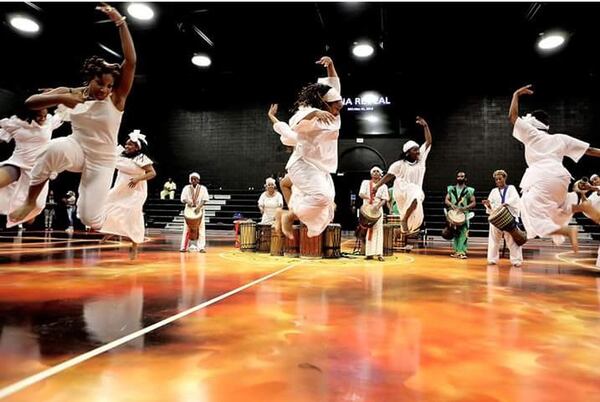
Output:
[270, 230, 285, 256]
[300, 224, 323, 259]
[488, 206, 527, 246]
[256, 223, 272, 253]
[239, 221, 257, 252]
[284, 225, 301, 257]
[323, 223, 342, 258]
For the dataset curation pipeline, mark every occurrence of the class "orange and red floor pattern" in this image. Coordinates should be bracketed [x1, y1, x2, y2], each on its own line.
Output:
[0, 230, 599, 401]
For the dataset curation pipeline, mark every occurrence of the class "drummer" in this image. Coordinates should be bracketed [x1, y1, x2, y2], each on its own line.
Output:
[358, 166, 389, 261]
[258, 178, 284, 224]
[444, 171, 476, 259]
[180, 172, 210, 253]
[482, 170, 523, 266]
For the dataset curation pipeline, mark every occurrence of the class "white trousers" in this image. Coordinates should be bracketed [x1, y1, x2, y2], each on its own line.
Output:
[30, 136, 115, 229]
[365, 214, 384, 256]
[394, 182, 425, 232]
[160, 190, 175, 200]
[180, 216, 206, 251]
[487, 224, 523, 265]
[288, 159, 335, 238]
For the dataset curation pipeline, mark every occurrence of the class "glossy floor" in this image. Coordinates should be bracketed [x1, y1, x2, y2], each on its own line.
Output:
[0, 230, 599, 401]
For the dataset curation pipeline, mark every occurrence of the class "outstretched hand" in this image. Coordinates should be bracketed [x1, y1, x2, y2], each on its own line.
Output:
[415, 116, 428, 127]
[514, 84, 534, 97]
[315, 56, 333, 68]
[96, 3, 122, 22]
[267, 104, 279, 124]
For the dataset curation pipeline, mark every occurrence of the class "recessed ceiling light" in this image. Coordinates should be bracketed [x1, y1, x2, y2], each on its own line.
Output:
[538, 33, 566, 50]
[127, 3, 154, 21]
[192, 54, 211, 67]
[9, 15, 40, 34]
[352, 43, 374, 58]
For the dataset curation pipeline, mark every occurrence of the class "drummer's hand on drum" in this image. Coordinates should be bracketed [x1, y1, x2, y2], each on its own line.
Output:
[482, 199, 491, 209]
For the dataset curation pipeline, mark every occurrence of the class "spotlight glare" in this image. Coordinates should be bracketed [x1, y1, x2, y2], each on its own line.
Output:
[9, 15, 39, 33]
[127, 3, 155, 21]
[352, 43, 374, 58]
[192, 54, 211, 67]
[538, 34, 565, 50]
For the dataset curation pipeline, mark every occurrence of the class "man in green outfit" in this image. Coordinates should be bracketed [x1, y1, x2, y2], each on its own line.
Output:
[444, 171, 476, 259]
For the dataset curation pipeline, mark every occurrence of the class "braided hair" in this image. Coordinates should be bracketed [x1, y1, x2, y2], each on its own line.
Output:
[291, 83, 332, 113]
[81, 56, 121, 85]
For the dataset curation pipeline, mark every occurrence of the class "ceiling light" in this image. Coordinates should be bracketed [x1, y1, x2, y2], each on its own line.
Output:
[537, 33, 565, 50]
[9, 15, 40, 34]
[352, 43, 374, 58]
[192, 54, 211, 67]
[127, 3, 154, 21]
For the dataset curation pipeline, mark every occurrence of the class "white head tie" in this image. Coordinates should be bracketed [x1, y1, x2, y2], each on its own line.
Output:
[403, 140, 419, 153]
[189, 172, 200, 182]
[128, 129, 148, 147]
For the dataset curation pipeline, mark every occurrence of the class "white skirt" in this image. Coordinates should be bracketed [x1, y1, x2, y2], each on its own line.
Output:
[0, 162, 48, 227]
[394, 182, 425, 232]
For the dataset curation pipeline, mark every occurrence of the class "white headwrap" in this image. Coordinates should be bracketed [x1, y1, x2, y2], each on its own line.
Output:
[265, 178, 276, 186]
[522, 114, 549, 131]
[370, 166, 383, 175]
[317, 77, 342, 102]
[403, 140, 419, 153]
[189, 172, 200, 182]
[590, 174, 599, 182]
[128, 129, 148, 147]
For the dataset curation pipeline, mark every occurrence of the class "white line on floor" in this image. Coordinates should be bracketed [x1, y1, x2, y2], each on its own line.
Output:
[0, 262, 301, 400]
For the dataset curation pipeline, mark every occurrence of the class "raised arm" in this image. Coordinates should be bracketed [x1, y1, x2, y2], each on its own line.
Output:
[585, 147, 600, 158]
[316, 56, 338, 79]
[97, 4, 137, 109]
[509, 85, 533, 125]
[416, 116, 432, 147]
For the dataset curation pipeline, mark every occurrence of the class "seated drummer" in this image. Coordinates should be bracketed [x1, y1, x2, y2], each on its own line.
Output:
[358, 166, 389, 261]
[482, 169, 523, 267]
[444, 171, 476, 259]
[180, 172, 210, 253]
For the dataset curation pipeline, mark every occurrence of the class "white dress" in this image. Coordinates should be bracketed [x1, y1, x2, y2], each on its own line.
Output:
[0, 114, 63, 227]
[272, 77, 341, 238]
[258, 191, 284, 224]
[359, 180, 389, 256]
[512, 117, 589, 241]
[485, 185, 523, 265]
[387, 142, 431, 232]
[100, 148, 153, 243]
[30, 97, 123, 229]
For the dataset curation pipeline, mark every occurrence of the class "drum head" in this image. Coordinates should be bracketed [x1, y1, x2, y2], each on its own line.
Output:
[360, 204, 382, 220]
[447, 210, 465, 226]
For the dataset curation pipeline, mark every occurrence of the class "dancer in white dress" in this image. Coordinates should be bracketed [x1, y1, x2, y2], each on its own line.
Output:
[509, 85, 600, 252]
[10, 4, 136, 230]
[267, 56, 342, 239]
[258, 178, 284, 224]
[0, 108, 63, 227]
[100, 130, 156, 258]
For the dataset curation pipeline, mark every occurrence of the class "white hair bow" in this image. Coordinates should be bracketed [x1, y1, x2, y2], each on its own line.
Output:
[128, 129, 148, 147]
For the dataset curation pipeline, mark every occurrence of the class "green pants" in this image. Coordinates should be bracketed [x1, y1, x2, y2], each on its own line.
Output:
[453, 224, 469, 254]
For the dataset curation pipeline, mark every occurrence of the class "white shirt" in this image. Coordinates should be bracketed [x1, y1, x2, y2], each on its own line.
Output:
[359, 180, 389, 208]
[163, 181, 176, 191]
[387, 143, 431, 188]
[513, 117, 589, 190]
[273, 76, 341, 174]
[258, 191, 284, 223]
[485, 185, 521, 217]
[181, 184, 209, 207]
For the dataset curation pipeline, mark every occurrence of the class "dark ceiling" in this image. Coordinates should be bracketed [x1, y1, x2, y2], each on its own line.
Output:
[2, 2, 600, 103]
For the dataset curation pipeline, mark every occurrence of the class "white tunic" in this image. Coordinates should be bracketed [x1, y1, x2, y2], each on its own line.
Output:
[513, 117, 589, 239]
[100, 148, 153, 243]
[258, 191, 284, 224]
[359, 180, 389, 256]
[485, 185, 523, 265]
[387, 143, 431, 232]
[181, 184, 209, 206]
[485, 185, 521, 217]
[0, 114, 62, 225]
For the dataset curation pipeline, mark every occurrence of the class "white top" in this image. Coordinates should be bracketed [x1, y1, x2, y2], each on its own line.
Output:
[258, 191, 284, 224]
[0, 114, 63, 170]
[163, 181, 176, 191]
[387, 142, 431, 189]
[485, 184, 521, 217]
[359, 179, 389, 208]
[273, 76, 341, 174]
[60, 97, 124, 163]
[181, 184, 209, 206]
[512, 117, 589, 190]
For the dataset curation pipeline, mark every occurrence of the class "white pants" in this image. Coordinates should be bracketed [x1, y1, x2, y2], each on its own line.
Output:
[487, 224, 523, 265]
[288, 159, 335, 238]
[30, 136, 115, 229]
[520, 176, 576, 240]
[180, 216, 206, 251]
[394, 182, 425, 232]
[160, 190, 175, 200]
[365, 214, 384, 256]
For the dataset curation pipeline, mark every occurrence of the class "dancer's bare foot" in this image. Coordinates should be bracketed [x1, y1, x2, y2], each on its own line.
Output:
[281, 210, 295, 239]
[567, 226, 579, 253]
[129, 243, 138, 260]
[9, 202, 36, 223]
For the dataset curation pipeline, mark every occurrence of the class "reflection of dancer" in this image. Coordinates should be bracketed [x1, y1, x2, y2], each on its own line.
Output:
[63, 191, 77, 233]
[268, 56, 343, 239]
[10, 4, 137, 230]
[373, 116, 432, 233]
[509, 85, 600, 251]
[100, 130, 156, 258]
[0, 107, 63, 227]
[358, 167, 389, 261]
[482, 170, 523, 266]
[258, 178, 284, 224]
